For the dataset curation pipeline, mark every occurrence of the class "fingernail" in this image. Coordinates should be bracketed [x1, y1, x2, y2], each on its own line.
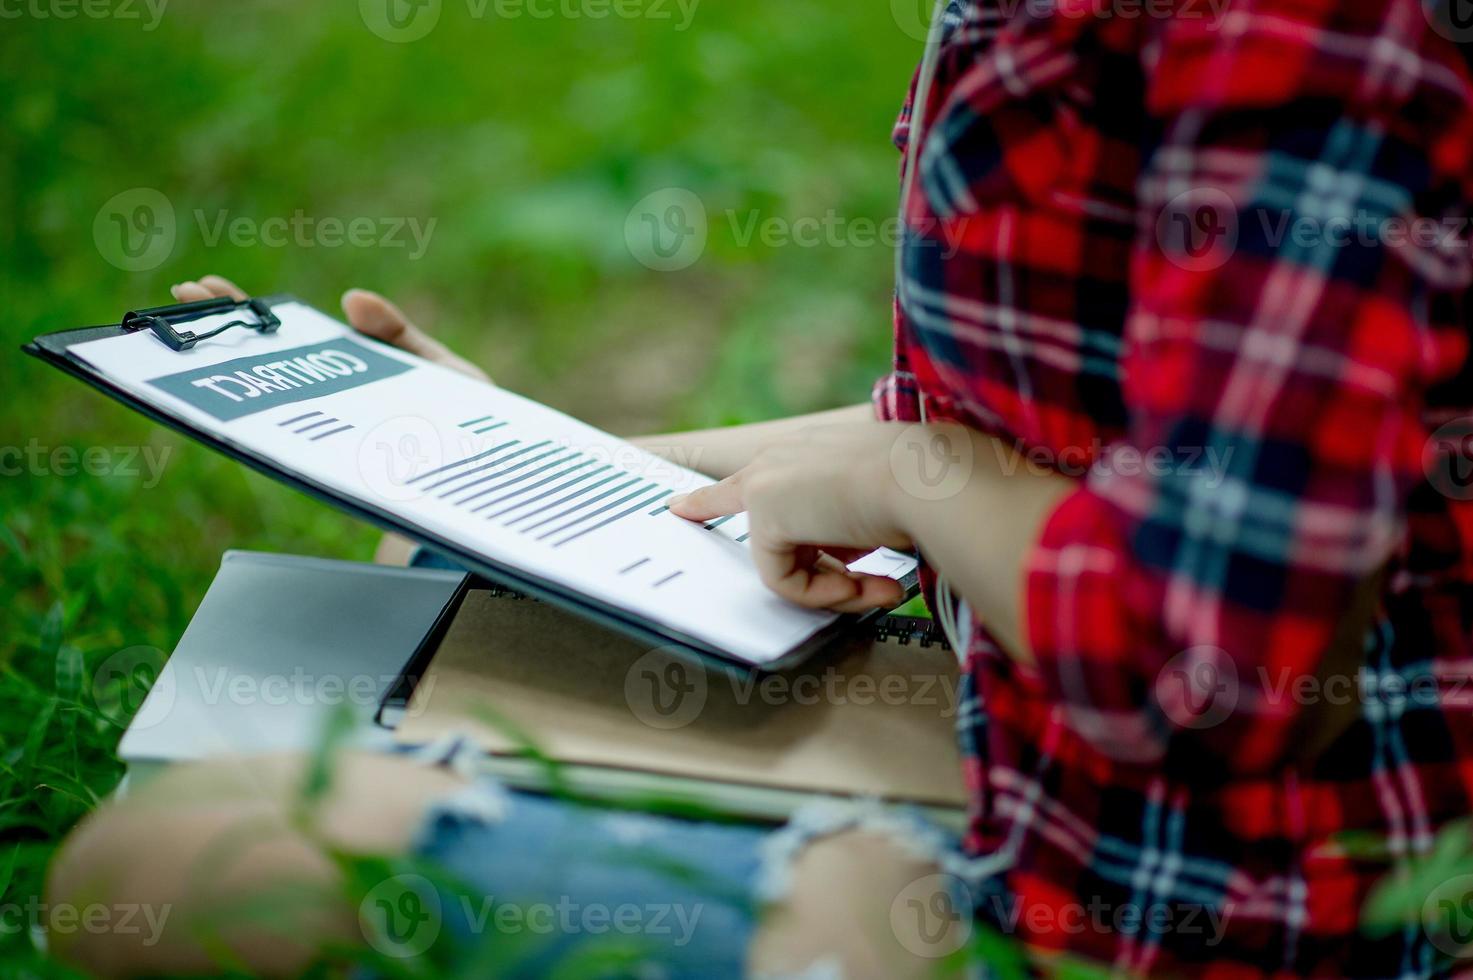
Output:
[667, 494, 688, 508]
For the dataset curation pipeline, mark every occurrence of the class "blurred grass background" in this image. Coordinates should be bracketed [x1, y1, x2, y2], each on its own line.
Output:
[0, 0, 923, 972]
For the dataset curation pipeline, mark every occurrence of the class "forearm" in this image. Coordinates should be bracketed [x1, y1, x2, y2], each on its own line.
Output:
[632, 404, 872, 479]
[889, 425, 1073, 663]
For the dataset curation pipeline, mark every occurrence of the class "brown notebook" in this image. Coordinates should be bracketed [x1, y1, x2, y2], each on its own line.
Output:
[393, 589, 968, 822]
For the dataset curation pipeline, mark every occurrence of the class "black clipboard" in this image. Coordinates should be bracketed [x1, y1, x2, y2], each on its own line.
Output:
[24, 294, 919, 673]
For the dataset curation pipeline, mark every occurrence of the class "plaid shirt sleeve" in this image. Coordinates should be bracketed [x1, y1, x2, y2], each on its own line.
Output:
[965, 10, 1473, 775]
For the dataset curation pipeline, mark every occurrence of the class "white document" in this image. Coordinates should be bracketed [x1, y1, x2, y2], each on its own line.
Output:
[71, 302, 917, 664]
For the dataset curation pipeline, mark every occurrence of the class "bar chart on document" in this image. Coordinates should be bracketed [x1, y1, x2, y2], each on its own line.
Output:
[68, 302, 918, 664]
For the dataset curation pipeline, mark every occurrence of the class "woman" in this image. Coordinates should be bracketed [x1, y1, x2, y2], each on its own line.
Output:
[50, 0, 1473, 975]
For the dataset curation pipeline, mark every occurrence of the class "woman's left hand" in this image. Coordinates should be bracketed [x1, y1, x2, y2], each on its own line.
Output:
[668, 421, 914, 614]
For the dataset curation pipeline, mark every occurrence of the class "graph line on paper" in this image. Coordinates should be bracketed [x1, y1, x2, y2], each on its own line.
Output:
[537, 482, 659, 543]
[551, 487, 674, 549]
[407, 440, 522, 486]
[421, 441, 536, 493]
[467, 455, 597, 515]
[455, 414, 510, 435]
[502, 469, 623, 530]
[480, 461, 607, 521]
[277, 409, 353, 441]
[519, 476, 643, 535]
[308, 423, 354, 441]
[449, 446, 569, 505]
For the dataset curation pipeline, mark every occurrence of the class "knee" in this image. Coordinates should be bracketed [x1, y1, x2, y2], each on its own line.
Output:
[45, 801, 192, 976]
[45, 753, 460, 976]
[749, 828, 975, 979]
[45, 781, 345, 977]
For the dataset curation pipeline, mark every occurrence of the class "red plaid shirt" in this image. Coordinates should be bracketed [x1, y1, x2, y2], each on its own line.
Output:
[878, 1, 1473, 974]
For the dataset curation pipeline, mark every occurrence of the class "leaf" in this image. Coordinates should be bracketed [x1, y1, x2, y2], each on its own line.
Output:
[37, 602, 63, 660]
[0, 843, 18, 901]
[298, 702, 357, 815]
[0, 521, 26, 564]
[53, 645, 82, 702]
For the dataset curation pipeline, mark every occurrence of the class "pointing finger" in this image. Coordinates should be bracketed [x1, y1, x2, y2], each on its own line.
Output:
[668, 477, 745, 522]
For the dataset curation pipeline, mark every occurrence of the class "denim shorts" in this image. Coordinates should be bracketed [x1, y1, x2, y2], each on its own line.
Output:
[364, 735, 982, 979]
[387, 550, 981, 977]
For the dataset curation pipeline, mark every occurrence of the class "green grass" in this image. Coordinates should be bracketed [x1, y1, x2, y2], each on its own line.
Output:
[1, 1, 922, 973]
[5, 4, 1457, 975]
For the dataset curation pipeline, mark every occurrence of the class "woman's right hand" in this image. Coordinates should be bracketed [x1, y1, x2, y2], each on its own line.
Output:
[169, 275, 492, 383]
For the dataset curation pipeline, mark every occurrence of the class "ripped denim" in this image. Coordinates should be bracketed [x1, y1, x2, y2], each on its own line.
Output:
[373, 736, 979, 979]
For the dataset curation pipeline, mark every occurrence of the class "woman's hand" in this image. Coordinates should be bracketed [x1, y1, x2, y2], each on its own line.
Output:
[168, 275, 491, 383]
[668, 421, 914, 613]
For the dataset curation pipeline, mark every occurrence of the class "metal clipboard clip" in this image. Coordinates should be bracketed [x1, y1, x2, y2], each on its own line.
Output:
[121, 296, 281, 352]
